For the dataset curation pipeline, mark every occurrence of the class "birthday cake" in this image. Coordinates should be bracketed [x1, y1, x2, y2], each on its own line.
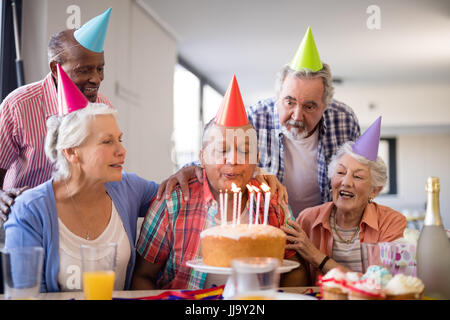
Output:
[200, 224, 286, 267]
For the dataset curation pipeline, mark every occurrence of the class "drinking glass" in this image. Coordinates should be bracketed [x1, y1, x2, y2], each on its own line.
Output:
[230, 257, 280, 300]
[2, 246, 44, 300]
[361, 242, 417, 276]
[80, 243, 117, 300]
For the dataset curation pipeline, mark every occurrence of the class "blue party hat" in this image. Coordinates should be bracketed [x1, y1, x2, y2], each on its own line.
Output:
[74, 7, 112, 53]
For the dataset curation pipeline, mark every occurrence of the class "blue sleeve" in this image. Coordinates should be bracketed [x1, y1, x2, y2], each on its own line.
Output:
[122, 173, 160, 218]
[181, 160, 201, 168]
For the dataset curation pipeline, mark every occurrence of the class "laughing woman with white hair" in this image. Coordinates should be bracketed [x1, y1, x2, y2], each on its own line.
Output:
[4, 102, 159, 292]
[282, 118, 406, 284]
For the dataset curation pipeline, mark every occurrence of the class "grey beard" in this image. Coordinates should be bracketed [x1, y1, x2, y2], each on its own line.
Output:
[281, 121, 308, 140]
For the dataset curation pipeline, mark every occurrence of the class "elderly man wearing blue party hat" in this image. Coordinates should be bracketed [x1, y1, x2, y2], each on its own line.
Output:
[0, 8, 113, 217]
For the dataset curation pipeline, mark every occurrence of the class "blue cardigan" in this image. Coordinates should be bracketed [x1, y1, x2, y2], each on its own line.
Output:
[4, 172, 158, 292]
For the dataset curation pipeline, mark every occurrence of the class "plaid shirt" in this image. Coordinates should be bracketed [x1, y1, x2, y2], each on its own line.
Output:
[247, 97, 360, 203]
[136, 171, 295, 290]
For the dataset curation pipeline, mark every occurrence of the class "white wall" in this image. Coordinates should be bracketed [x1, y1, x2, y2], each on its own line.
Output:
[334, 82, 450, 128]
[376, 134, 450, 228]
[21, 0, 177, 183]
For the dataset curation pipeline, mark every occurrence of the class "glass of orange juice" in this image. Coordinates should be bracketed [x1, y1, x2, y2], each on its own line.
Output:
[230, 257, 280, 300]
[80, 243, 117, 300]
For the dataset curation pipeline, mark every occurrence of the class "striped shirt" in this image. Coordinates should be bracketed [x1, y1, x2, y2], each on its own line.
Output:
[247, 97, 360, 203]
[136, 170, 296, 290]
[330, 210, 363, 272]
[0, 73, 112, 189]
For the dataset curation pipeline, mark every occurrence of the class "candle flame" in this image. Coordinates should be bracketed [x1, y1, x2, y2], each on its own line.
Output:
[231, 182, 240, 192]
[246, 184, 254, 192]
[252, 185, 260, 193]
[260, 183, 270, 193]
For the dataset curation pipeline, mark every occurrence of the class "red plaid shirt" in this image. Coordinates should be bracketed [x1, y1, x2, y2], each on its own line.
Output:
[136, 170, 295, 289]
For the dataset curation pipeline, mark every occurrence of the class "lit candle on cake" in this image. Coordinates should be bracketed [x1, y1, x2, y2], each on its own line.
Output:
[219, 190, 225, 226]
[260, 183, 271, 225]
[246, 184, 254, 226]
[231, 183, 240, 226]
[237, 187, 242, 225]
[253, 185, 261, 224]
[224, 190, 228, 225]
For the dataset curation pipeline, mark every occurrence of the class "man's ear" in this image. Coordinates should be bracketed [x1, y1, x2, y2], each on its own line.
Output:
[198, 150, 205, 168]
[49, 61, 58, 79]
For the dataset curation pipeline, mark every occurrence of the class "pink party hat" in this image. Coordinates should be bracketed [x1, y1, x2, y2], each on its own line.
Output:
[57, 64, 89, 116]
[352, 116, 382, 161]
[214, 75, 249, 127]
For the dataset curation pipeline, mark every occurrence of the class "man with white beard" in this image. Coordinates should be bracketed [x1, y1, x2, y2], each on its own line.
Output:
[247, 27, 360, 217]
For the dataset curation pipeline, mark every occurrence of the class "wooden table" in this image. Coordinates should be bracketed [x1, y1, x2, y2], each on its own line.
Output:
[2, 287, 320, 300]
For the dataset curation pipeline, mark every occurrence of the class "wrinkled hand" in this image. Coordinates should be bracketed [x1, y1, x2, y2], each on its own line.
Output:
[281, 219, 321, 263]
[156, 165, 203, 201]
[255, 173, 288, 204]
[0, 186, 28, 222]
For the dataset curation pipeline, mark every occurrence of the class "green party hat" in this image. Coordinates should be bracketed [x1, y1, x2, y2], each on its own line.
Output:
[290, 27, 323, 72]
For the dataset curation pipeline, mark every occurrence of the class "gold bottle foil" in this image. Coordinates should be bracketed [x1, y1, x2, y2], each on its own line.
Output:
[424, 177, 442, 226]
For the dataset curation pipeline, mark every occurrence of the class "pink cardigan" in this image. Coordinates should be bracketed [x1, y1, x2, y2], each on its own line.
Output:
[296, 201, 407, 284]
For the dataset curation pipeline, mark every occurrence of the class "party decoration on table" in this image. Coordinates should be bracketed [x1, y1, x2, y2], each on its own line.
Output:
[318, 265, 427, 300]
[352, 116, 381, 161]
[290, 26, 323, 72]
[57, 64, 88, 115]
[214, 75, 249, 127]
[74, 7, 112, 53]
[128, 285, 225, 300]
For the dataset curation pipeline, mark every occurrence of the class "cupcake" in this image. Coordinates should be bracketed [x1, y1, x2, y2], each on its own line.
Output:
[319, 268, 348, 300]
[361, 265, 392, 287]
[384, 274, 425, 300]
[347, 278, 386, 300]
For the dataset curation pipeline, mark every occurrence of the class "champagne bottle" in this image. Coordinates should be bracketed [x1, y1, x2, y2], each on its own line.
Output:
[417, 177, 450, 299]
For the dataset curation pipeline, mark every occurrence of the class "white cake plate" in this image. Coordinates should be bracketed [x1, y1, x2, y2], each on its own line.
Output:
[186, 259, 300, 275]
[186, 259, 300, 298]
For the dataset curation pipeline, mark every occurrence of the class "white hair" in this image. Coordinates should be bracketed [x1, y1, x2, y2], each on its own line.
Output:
[44, 103, 117, 181]
[275, 63, 335, 107]
[327, 141, 388, 189]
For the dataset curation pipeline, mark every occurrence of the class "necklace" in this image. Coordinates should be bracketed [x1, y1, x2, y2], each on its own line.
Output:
[332, 207, 360, 244]
[64, 180, 91, 240]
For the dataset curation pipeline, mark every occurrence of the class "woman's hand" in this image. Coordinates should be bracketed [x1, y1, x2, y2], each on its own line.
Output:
[156, 165, 203, 201]
[281, 219, 323, 266]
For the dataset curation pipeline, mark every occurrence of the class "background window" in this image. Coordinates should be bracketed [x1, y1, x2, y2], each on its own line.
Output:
[202, 84, 223, 124]
[378, 138, 397, 195]
[172, 62, 224, 170]
[173, 64, 201, 169]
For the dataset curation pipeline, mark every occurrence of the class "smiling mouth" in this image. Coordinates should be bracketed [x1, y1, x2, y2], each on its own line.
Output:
[339, 190, 355, 198]
[84, 87, 98, 94]
[110, 164, 123, 169]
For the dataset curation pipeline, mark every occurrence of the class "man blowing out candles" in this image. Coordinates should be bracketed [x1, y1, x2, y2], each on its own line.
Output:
[131, 75, 309, 290]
